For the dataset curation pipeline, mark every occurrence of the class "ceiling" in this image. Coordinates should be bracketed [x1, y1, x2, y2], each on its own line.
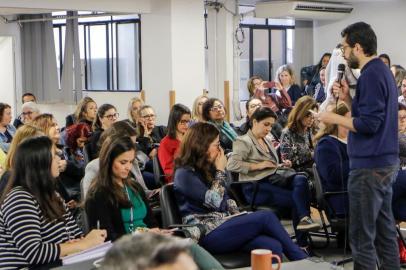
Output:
[239, 0, 396, 5]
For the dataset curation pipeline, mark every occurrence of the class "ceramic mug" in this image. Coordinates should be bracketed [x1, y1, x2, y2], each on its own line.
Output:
[251, 249, 281, 270]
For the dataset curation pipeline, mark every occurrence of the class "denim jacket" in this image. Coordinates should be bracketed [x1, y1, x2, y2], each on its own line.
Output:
[0, 124, 16, 152]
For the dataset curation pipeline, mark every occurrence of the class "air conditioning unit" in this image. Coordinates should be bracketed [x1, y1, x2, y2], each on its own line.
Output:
[255, 1, 353, 20]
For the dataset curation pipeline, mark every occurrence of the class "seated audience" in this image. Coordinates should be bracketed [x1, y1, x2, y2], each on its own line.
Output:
[32, 114, 80, 208]
[0, 103, 15, 153]
[66, 97, 98, 128]
[0, 124, 43, 195]
[393, 67, 406, 96]
[124, 97, 144, 129]
[191, 95, 208, 124]
[227, 107, 319, 248]
[314, 67, 327, 104]
[174, 122, 308, 261]
[398, 75, 406, 106]
[237, 97, 262, 136]
[391, 64, 405, 78]
[280, 96, 318, 175]
[379, 53, 391, 67]
[275, 64, 302, 105]
[158, 104, 191, 183]
[314, 102, 350, 217]
[65, 123, 92, 167]
[301, 53, 331, 96]
[88, 104, 118, 160]
[201, 98, 237, 154]
[86, 136, 160, 241]
[82, 121, 155, 199]
[13, 93, 36, 129]
[0, 136, 106, 269]
[21, 101, 40, 125]
[137, 105, 167, 159]
[85, 135, 222, 270]
[0, 149, 5, 177]
[101, 234, 198, 270]
[247, 75, 291, 114]
[393, 103, 406, 221]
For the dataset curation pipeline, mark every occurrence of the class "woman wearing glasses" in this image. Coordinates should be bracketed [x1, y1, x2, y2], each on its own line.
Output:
[280, 96, 318, 175]
[237, 98, 262, 135]
[136, 105, 167, 160]
[158, 104, 191, 183]
[201, 98, 238, 154]
[88, 104, 119, 160]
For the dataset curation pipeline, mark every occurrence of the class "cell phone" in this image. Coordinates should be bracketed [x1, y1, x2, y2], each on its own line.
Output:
[263, 81, 276, 89]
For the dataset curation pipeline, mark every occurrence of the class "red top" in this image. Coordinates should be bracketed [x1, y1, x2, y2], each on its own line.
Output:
[157, 135, 180, 183]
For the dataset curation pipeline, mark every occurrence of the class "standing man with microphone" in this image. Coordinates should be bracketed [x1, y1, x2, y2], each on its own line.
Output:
[317, 22, 399, 269]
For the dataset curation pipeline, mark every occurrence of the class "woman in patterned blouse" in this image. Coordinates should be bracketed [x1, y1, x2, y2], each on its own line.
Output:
[280, 96, 318, 176]
[0, 136, 106, 269]
[173, 122, 307, 261]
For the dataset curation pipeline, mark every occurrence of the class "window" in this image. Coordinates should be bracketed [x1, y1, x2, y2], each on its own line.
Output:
[238, 10, 294, 100]
[53, 13, 141, 91]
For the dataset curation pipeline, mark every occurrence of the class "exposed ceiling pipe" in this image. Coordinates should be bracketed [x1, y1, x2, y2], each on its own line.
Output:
[3, 12, 132, 24]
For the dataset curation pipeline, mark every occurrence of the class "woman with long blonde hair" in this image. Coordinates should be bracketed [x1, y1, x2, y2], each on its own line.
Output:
[0, 125, 43, 194]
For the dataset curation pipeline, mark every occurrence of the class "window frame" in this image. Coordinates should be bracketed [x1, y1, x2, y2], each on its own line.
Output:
[240, 20, 294, 82]
[53, 17, 142, 92]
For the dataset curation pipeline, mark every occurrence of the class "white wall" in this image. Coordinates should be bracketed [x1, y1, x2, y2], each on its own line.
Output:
[0, 20, 22, 116]
[171, 0, 205, 108]
[0, 37, 15, 114]
[141, 0, 205, 125]
[313, 1, 406, 67]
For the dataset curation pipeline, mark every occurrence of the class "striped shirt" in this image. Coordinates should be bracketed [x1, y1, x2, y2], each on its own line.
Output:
[0, 187, 82, 269]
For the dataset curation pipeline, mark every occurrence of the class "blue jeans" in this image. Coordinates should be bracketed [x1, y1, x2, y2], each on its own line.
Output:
[199, 210, 307, 261]
[348, 165, 399, 270]
[242, 175, 310, 247]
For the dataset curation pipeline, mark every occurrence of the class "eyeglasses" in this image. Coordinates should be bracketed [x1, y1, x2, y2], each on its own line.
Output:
[142, 114, 155, 120]
[402, 84, 406, 88]
[210, 105, 224, 112]
[22, 111, 33, 116]
[340, 44, 351, 54]
[179, 120, 191, 125]
[104, 113, 119, 120]
[400, 116, 406, 121]
[249, 104, 262, 109]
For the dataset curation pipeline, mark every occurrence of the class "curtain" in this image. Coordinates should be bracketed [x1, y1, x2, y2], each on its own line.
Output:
[21, 14, 60, 103]
[60, 11, 82, 104]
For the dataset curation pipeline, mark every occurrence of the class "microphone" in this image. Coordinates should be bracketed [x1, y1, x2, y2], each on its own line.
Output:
[336, 64, 345, 83]
[335, 64, 346, 100]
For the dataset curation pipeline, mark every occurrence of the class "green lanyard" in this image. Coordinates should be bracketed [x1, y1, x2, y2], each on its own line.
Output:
[124, 185, 134, 233]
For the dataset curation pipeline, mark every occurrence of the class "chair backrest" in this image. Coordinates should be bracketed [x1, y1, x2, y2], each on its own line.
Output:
[152, 152, 165, 187]
[79, 178, 90, 234]
[312, 163, 325, 206]
[159, 184, 182, 228]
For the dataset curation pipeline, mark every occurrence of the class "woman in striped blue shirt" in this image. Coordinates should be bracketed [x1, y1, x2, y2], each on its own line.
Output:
[0, 136, 106, 269]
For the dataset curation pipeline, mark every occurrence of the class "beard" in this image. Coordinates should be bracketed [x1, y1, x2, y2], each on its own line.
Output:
[346, 50, 360, 69]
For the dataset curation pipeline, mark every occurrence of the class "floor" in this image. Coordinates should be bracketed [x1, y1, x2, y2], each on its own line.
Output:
[280, 210, 406, 270]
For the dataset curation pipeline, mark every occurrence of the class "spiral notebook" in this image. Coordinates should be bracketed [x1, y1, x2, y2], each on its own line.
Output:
[62, 241, 113, 265]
